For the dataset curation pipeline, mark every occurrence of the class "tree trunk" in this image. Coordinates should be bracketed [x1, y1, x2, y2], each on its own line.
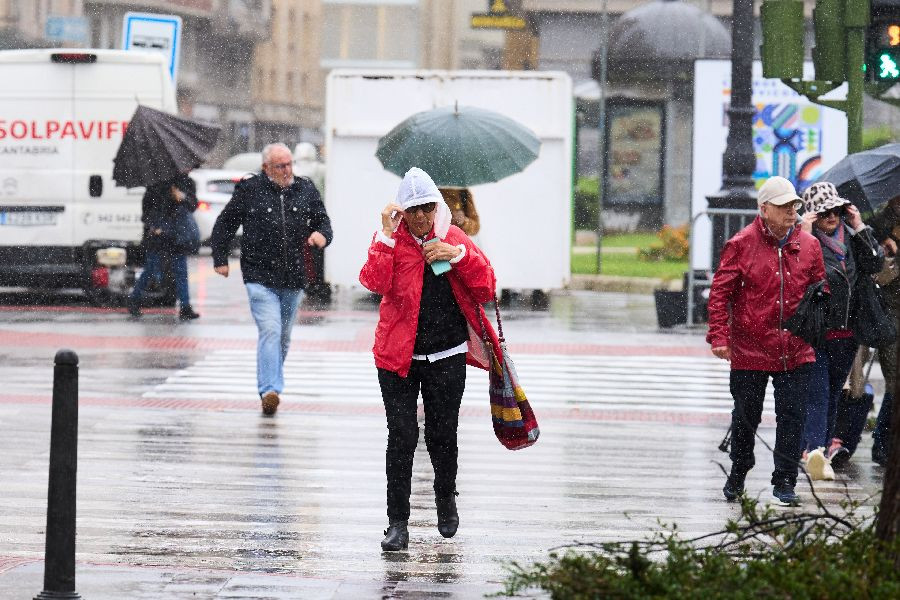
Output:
[876, 319, 900, 550]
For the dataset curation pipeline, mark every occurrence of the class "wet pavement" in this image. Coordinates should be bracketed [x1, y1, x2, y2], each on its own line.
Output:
[0, 254, 887, 599]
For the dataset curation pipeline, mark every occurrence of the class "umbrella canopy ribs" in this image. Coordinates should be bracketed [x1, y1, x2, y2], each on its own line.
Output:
[376, 105, 541, 188]
[113, 105, 220, 189]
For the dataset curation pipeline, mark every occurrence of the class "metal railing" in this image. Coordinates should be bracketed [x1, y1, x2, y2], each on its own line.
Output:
[686, 208, 760, 327]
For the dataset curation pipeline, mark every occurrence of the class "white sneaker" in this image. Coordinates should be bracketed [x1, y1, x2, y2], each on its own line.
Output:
[822, 460, 835, 481]
[806, 447, 828, 480]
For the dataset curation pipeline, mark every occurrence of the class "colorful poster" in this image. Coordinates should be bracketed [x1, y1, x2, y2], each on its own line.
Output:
[753, 102, 825, 192]
[690, 60, 848, 269]
[603, 102, 664, 206]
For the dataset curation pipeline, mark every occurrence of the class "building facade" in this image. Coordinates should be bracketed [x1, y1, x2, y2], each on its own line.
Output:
[0, 0, 272, 164]
[518, 0, 875, 231]
[0, 0, 505, 161]
[249, 0, 504, 154]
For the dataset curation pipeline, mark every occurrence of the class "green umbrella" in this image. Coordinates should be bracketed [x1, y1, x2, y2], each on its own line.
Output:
[375, 104, 541, 187]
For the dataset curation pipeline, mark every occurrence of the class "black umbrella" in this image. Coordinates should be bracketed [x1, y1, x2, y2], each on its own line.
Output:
[815, 143, 900, 214]
[113, 105, 221, 189]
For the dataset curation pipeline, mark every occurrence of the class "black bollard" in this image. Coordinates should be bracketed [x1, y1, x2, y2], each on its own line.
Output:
[35, 350, 81, 600]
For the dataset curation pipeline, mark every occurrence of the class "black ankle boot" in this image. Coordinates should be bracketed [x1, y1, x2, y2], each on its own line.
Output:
[179, 305, 200, 320]
[723, 470, 746, 502]
[381, 520, 409, 551]
[127, 296, 142, 318]
[436, 492, 459, 538]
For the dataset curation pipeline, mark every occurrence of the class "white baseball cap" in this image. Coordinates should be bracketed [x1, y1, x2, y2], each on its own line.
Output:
[757, 176, 802, 208]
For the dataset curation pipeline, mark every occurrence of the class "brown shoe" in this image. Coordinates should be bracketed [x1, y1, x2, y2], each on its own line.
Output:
[261, 391, 280, 416]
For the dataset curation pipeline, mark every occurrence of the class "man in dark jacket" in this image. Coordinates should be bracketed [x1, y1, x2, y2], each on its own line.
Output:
[209, 143, 333, 415]
[707, 176, 826, 506]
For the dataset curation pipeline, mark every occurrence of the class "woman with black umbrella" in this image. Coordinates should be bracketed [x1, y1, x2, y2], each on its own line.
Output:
[128, 172, 200, 320]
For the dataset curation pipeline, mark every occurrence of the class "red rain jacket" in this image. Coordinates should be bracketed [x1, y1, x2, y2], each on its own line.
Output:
[359, 223, 501, 378]
[706, 215, 827, 372]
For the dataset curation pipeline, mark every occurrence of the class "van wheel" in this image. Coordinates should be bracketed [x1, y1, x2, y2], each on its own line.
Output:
[530, 289, 550, 310]
[83, 285, 109, 307]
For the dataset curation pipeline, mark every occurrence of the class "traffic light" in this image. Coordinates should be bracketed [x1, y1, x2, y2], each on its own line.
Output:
[813, 0, 847, 82]
[868, 0, 900, 82]
[760, 0, 805, 80]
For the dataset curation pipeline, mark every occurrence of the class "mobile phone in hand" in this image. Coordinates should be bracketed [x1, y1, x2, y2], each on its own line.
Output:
[423, 238, 452, 275]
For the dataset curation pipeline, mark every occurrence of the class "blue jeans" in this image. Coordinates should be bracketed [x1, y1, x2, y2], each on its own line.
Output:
[246, 283, 303, 396]
[729, 365, 810, 485]
[804, 337, 858, 451]
[131, 252, 190, 306]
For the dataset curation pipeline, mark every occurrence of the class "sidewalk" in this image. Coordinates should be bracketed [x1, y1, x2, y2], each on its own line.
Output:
[1, 560, 498, 599]
[568, 273, 681, 294]
[0, 256, 884, 600]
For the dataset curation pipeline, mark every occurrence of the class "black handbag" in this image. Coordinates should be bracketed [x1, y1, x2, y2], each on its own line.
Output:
[172, 205, 200, 255]
[784, 280, 829, 348]
[850, 274, 897, 347]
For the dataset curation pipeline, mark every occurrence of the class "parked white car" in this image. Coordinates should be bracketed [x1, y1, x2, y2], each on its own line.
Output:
[188, 169, 249, 243]
[222, 152, 262, 173]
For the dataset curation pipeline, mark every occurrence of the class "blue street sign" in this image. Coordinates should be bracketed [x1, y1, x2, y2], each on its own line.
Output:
[45, 16, 89, 43]
[122, 12, 182, 82]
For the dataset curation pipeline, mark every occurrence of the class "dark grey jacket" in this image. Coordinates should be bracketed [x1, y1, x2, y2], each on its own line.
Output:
[209, 173, 333, 290]
[863, 203, 900, 312]
[817, 223, 883, 331]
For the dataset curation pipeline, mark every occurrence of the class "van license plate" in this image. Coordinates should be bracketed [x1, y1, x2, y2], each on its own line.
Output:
[0, 212, 59, 226]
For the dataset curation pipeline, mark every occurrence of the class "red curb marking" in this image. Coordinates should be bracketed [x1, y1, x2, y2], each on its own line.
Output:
[0, 393, 768, 426]
[0, 329, 711, 357]
[0, 556, 38, 574]
[0, 305, 378, 319]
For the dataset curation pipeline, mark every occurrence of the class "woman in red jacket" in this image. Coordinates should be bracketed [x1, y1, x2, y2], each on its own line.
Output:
[360, 167, 501, 552]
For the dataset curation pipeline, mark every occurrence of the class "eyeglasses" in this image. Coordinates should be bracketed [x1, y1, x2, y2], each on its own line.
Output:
[268, 162, 293, 170]
[817, 206, 846, 219]
[766, 201, 802, 211]
[404, 202, 437, 215]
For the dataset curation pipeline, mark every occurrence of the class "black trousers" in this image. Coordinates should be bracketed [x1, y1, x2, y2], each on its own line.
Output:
[729, 365, 810, 486]
[377, 353, 467, 522]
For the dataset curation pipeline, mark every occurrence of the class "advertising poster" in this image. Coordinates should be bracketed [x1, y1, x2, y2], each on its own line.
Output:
[690, 60, 848, 269]
[603, 102, 665, 208]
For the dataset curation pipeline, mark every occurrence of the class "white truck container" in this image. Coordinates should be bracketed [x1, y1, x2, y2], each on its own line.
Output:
[323, 69, 573, 293]
[0, 49, 177, 297]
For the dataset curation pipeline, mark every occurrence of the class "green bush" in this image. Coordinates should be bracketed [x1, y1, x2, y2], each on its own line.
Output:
[638, 225, 690, 262]
[574, 176, 600, 231]
[498, 496, 900, 599]
[862, 126, 895, 151]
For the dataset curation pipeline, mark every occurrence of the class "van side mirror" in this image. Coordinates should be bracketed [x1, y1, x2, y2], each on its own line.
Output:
[89, 175, 102, 197]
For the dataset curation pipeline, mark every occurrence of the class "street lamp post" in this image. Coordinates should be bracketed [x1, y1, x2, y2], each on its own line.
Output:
[706, 0, 757, 270]
[595, 0, 609, 275]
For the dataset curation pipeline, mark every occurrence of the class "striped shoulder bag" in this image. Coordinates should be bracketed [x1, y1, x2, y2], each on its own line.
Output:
[477, 297, 540, 450]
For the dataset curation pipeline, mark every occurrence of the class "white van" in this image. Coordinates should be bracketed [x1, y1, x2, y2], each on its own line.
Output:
[0, 49, 177, 299]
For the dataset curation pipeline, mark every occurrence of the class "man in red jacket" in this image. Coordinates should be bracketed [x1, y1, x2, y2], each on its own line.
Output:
[707, 176, 826, 506]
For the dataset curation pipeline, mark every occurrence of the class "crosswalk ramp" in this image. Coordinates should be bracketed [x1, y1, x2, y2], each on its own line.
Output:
[143, 350, 778, 415]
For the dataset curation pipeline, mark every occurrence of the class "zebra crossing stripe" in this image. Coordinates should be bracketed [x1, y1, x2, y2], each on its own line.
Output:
[142, 350, 777, 416]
